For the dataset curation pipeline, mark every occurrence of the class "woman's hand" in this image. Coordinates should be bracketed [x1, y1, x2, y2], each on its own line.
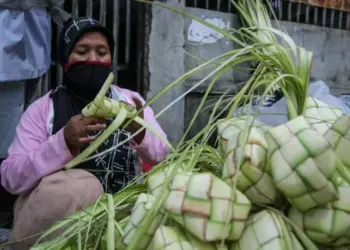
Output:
[63, 114, 106, 155]
[121, 97, 145, 144]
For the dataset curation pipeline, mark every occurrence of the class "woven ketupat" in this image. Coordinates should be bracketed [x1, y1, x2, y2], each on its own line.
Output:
[164, 172, 251, 242]
[266, 116, 338, 212]
[289, 186, 350, 246]
[304, 97, 343, 135]
[221, 125, 277, 205]
[324, 115, 350, 169]
[231, 210, 305, 250]
[123, 193, 163, 249]
[150, 226, 223, 250]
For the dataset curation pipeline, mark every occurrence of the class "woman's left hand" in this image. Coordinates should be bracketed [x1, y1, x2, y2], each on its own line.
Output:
[121, 97, 145, 144]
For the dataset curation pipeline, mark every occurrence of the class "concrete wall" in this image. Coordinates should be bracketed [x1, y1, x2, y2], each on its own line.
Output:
[147, 0, 350, 143]
[147, 0, 186, 143]
[277, 22, 350, 96]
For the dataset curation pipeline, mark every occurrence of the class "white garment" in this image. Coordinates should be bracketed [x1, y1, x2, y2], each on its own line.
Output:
[0, 8, 51, 81]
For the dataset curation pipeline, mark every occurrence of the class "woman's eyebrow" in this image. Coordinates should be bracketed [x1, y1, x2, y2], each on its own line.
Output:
[74, 44, 89, 49]
[75, 43, 108, 49]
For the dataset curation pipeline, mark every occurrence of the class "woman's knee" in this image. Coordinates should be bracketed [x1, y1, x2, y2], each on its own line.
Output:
[38, 169, 104, 206]
[19, 169, 103, 222]
[11, 170, 103, 249]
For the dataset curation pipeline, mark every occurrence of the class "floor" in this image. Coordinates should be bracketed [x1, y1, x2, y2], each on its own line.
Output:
[0, 228, 10, 250]
[0, 212, 11, 248]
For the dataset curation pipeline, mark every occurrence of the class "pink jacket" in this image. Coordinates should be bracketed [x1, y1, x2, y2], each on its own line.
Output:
[1, 86, 169, 195]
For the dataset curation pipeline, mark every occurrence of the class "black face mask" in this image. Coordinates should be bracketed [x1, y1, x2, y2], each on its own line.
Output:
[64, 61, 112, 100]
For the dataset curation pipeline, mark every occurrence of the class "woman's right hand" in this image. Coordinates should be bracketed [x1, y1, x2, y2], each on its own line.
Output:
[63, 114, 106, 155]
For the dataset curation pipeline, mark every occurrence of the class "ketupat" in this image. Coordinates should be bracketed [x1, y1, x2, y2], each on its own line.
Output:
[122, 193, 163, 249]
[230, 210, 305, 250]
[288, 186, 350, 247]
[218, 117, 278, 204]
[266, 116, 339, 212]
[147, 164, 178, 196]
[217, 116, 270, 150]
[304, 97, 343, 135]
[151, 226, 226, 250]
[165, 172, 251, 242]
[324, 115, 350, 169]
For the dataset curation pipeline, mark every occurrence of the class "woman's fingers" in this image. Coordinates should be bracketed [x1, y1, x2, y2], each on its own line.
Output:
[132, 97, 143, 110]
[84, 124, 107, 133]
[82, 116, 106, 126]
[79, 136, 97, 144]
[79, 124, 106, 145]
[130, 97, 144, 118]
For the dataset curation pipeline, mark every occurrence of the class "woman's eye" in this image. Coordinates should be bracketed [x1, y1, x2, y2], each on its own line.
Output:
[98, 50, 108, 56]
[76, 50, 87, 55]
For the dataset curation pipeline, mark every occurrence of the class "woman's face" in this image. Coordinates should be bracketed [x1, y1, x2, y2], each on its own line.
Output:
[68, 32, 112, 64]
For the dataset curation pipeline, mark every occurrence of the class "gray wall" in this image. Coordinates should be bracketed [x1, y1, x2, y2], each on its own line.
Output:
[147, 0, 350, 143]
[147, 0, 186, 143]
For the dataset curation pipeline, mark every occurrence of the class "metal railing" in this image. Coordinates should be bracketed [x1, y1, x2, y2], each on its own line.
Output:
[185, 0, 350, 30]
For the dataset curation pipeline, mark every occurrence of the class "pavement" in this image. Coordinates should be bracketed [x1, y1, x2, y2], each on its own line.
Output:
[0, 228, 10, 250]
[0, 212, 11, 249]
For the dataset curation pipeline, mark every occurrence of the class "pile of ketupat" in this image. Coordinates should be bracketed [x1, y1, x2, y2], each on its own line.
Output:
[29, 0, 350, 250]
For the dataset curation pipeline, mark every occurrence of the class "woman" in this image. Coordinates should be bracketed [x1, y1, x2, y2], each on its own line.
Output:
[0, 17, 169, 249]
